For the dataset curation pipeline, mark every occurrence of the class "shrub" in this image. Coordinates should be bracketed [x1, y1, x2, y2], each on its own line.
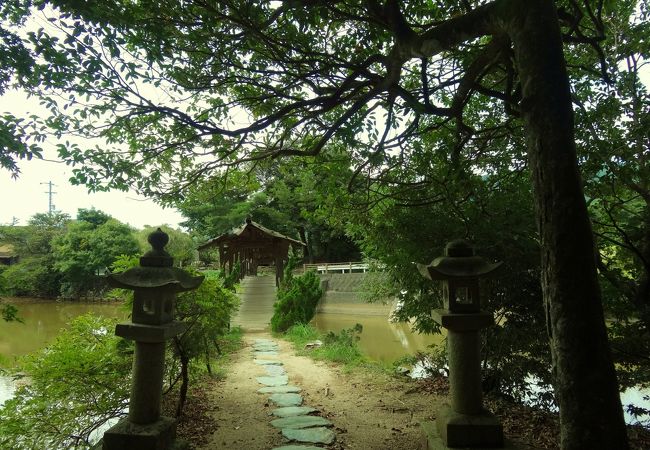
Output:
[271, 269, 322, 332]
[0, 315, 132, 449]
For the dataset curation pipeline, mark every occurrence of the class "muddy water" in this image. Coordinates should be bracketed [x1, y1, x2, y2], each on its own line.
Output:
[311, 309, 444, 364]
[0, 299, 125, 405]
[0, 299, 125, 364]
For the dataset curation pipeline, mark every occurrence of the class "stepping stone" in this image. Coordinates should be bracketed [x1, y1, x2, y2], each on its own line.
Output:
[254, 339, 276, 344]
[269, 393, 303, 407]
[282, 427, 336, 445]
[254, 351, 279, 356]
[271, 416, 331, 429]
[254, 359, 283, 365]
[264, 365, 286, 376]
[257, 385, 301, 394]
[256, 375, 288, 386]
[271, 446, 324, 450]
[272, 406, 317, 418]
[253, 345, 279, 351]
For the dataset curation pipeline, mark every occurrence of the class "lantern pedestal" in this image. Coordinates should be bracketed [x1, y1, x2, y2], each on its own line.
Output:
[422, 310, 503, 448]
[101, 417, 188, 450]
[102, 321, 188, 449]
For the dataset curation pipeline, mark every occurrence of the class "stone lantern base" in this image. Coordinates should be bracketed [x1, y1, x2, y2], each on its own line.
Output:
[428, 404, 503, 448]
[100, 416, 189, 450]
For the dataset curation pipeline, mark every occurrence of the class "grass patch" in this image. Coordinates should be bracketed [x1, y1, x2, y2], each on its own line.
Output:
[282, 323, 368, 369]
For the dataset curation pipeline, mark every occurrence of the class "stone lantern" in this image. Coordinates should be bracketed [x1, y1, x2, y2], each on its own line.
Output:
[101, 228, 203, 450]
[418, 240, 504, 449]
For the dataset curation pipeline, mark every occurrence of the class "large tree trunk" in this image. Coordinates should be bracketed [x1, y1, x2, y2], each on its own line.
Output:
[505, 1, 628, 447]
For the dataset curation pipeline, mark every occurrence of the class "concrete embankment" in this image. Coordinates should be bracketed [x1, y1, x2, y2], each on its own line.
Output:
[316, 273, 395, 316]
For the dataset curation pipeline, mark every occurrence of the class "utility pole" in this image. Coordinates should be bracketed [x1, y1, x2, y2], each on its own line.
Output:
[41, 181, 57, 214]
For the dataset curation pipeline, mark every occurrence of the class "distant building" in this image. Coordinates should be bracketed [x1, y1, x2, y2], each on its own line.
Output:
[0, 244, 18, 265]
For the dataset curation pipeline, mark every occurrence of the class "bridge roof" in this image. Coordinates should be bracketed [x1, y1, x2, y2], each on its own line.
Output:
[198, 218, 305, 251]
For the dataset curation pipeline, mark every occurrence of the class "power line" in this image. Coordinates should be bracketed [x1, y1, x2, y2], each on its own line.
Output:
[40, 181, 57, 214]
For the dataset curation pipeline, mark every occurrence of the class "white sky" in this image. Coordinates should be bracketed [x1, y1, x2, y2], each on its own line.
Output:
[0, 90, 185, 229]
[0, 158, 184, 229]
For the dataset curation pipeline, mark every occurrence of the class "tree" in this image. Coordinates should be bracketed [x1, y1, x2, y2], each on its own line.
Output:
[271, 258, 323, 333]
[52, 210, 139, 298]
[178, 157, 361, 262]
[0, 212, 69, 297]
[136, 225, 196, 268]
[349, 165, 553, 404]
[1, 1, 638, 446]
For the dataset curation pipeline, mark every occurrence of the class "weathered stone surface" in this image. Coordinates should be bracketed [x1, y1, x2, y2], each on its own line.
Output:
[252, 344, 279, 351]
[264, 365, 286, 376]
[256, 375, 288, 386]
[282, 427, 336, 445]
[271, 446, 323, 450]
[270, 416, 331, 429]
[253, 350, 279, 356]
[254, 339, 276, 345]
[257, 385, 301, 394]
[271, 445, 323, 450]
[102, 416, 179, 450]
[268, 393, 303, 407]
[271, 406, 316, 417]
[254, 359, 283, 365]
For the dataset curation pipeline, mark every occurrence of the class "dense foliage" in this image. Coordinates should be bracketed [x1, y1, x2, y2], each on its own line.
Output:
[0, 210, 193, 299]
[0, 212, 68, 297]
[178, 158, 361, 263]
[0, 315, 132, 449]
[271, 260, 323, 332]
[52, 210, 139, 298]
[0, 267, 240, 448]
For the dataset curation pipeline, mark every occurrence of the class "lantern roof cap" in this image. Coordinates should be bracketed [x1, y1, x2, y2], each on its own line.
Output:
[108, 228, 204, 291]
[417, 240, 502, 280]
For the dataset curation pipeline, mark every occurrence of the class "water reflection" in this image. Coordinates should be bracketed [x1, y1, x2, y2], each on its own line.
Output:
[311, 310, 444, 363]
[0, 374, 16, 406]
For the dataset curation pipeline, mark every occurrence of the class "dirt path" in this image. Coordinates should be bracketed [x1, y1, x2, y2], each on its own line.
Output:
[198, 331, 441, 450]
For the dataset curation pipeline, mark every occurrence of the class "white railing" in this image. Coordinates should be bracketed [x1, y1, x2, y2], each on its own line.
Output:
[302, 262, 369, 274]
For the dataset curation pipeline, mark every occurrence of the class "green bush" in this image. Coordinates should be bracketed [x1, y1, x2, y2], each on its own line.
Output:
[1, 256, 61, 297]
[271, 269, 322, 332]
[0, 315, 132, 449]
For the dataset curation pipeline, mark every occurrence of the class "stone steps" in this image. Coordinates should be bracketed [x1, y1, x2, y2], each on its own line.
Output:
[232, 276, 277, 331]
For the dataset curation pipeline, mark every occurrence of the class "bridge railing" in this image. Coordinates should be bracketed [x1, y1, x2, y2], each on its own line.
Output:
[302, 262, 369, 274]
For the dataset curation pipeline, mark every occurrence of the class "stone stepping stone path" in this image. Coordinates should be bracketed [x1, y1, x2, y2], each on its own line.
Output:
[250, 338, 337, 449]
[258, 385, 302, 394]
[272, 446, 324, 450]
[269, 393, 303, 407]
[282, 428, 336, 446]
[271, 416, 332, 429]
[256, 375, 289, 386]
[272, 406, 317, 418]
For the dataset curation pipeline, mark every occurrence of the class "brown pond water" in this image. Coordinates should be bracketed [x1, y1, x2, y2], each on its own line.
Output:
[0, 298, 126, 405]
[0, 299, 126, 366]
[312, 310, 444, 364]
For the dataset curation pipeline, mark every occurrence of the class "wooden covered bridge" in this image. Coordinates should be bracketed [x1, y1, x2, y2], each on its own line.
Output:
[198, 217, 305, 286]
